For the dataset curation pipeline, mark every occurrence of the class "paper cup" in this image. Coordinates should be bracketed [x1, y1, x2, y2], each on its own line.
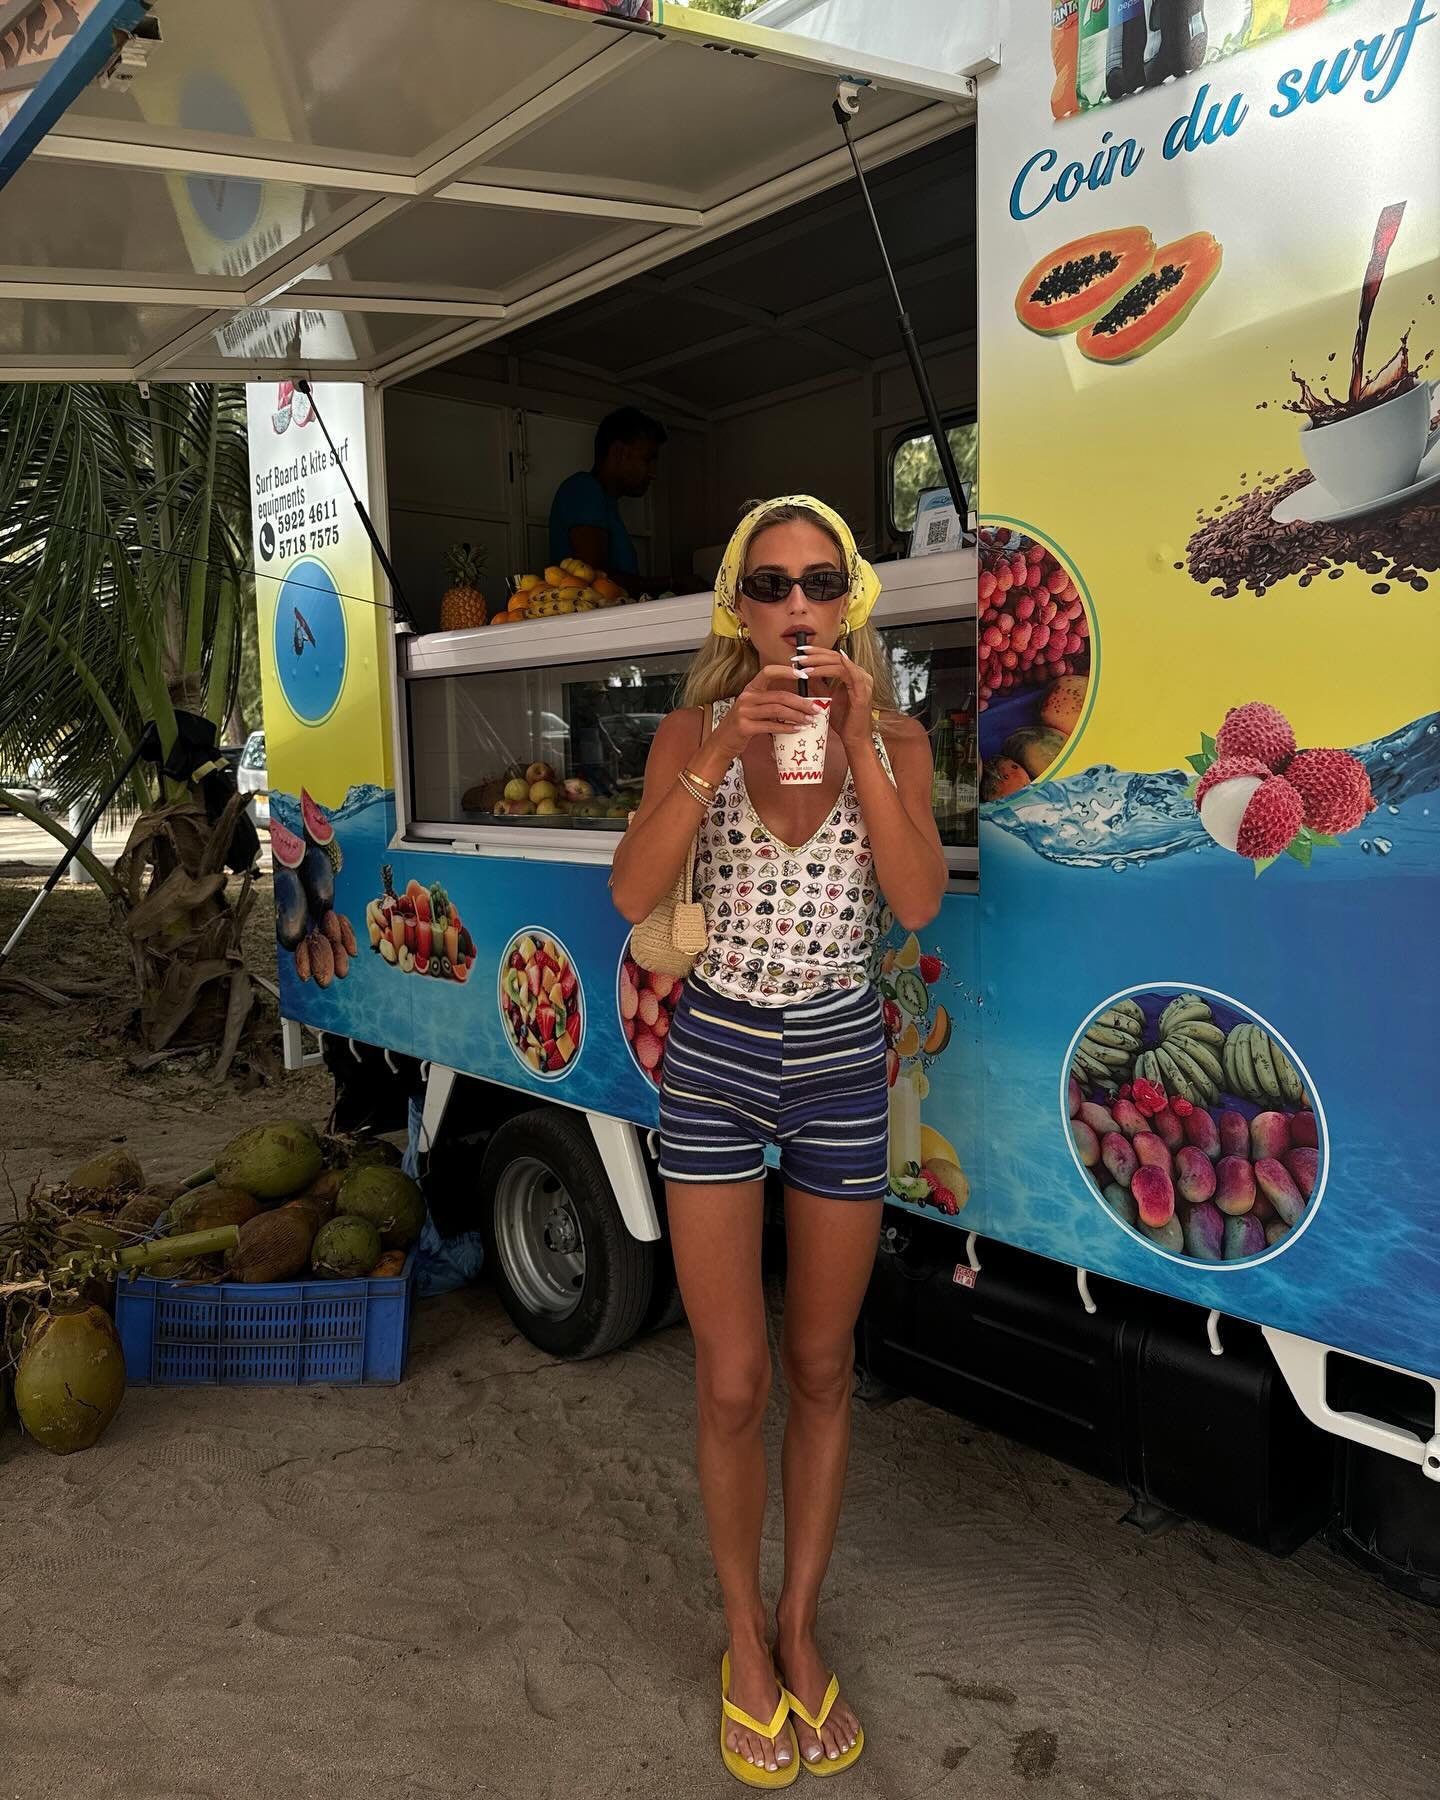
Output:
[773, 697, 831, 785]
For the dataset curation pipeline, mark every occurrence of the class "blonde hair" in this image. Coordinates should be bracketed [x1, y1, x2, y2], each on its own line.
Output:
[682, 501, 896, 712]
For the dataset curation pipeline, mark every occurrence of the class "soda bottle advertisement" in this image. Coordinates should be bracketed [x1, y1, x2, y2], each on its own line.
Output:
[974, 0, 1440, 1373]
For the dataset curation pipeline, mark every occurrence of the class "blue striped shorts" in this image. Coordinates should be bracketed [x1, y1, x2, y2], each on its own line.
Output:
[657, 976, 889, 1201]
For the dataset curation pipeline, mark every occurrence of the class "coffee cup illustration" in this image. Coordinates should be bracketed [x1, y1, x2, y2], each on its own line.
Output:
[1299, 379, 1440, 507]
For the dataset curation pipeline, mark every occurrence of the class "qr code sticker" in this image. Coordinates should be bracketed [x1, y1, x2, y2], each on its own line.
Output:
[926, 517, 950, 547]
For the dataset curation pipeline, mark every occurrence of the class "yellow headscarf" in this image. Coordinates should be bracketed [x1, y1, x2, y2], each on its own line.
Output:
[710, 495, 881, 640]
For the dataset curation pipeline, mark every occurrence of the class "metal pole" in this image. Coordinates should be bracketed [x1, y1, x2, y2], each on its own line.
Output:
[0, 735, 148, 971]
[295, 380, 418, 633]
[833, 89, 969, 527]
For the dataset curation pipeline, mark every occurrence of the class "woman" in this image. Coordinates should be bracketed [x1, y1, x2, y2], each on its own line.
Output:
[611, 497, 946, 1785]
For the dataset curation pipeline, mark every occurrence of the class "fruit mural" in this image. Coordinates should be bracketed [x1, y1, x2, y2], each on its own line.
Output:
[498, 930, 584, 1078]
[1066, 988, 1324, 1266]
[1014, 226, 1223, 364]
[364, 867, 475, 983]
[272, 791, 358, 988]
[1190, 700, 1376, 870]
[875, 923, 969, 1217]
[977, 526, 1094, 795]
[617, 941, 680, 1086]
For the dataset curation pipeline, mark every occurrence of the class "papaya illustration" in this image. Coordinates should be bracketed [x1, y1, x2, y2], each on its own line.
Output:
[1014, 226, 1156, 337]
[1077, 232, 1223, 364]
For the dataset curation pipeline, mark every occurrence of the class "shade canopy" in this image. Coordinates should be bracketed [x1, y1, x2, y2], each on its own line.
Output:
[0, 0, 975, 384]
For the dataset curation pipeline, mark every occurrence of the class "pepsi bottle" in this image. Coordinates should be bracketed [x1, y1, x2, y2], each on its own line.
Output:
[1106, 0, 1147, 96]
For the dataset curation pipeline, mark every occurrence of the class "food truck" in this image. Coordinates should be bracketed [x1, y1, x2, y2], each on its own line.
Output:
[0, 0, 1435, 1593]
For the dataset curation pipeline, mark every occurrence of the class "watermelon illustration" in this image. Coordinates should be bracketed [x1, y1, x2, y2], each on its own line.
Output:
[270, 820, 306, 870]
[301, 787, 342, 874]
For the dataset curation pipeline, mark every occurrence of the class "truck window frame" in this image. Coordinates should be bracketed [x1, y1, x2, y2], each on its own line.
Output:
[887, 414, 978, 541]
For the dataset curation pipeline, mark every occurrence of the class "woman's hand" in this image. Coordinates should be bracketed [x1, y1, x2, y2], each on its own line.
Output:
[712, 665, 822, 756]
[794, 644, 874, 749]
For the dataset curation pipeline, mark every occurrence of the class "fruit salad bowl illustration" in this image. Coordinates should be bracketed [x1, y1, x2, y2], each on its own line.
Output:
[874, 922, 968, 1216]
[1066, 986, 1325, 1266]
[365, 866, 475, 982]
[499, 930, 583, 1079]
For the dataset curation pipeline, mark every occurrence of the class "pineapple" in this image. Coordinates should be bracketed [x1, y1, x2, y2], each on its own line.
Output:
[440, 542, 488, 630]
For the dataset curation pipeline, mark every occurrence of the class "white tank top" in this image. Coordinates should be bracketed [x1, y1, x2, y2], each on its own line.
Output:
[693, 699, 894, 1006]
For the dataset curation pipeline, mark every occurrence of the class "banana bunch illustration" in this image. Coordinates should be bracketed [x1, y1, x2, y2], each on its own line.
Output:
[1071, 998, 1144, 1097]
[1134, 993, 1227, 1106]
[1222, 1020, 1305, 1106]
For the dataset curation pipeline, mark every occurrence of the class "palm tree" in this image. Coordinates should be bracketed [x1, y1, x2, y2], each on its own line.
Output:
[0, 383, 260, 1068]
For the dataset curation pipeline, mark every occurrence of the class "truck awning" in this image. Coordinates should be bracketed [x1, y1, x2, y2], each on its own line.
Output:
[0, 0, 973, 385]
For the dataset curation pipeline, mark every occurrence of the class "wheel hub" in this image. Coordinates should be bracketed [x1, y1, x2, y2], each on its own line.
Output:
[492, 1155, 586, 1320]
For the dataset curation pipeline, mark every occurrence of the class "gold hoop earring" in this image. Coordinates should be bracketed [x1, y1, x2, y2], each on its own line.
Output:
[737, 623, 750, 643]
[839, 618, 852, 640]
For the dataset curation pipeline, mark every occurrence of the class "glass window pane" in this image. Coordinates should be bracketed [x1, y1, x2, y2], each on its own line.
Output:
[878, 620, 978, 851]
[890, 423, 978, 534]
[406, 649, 691, 830]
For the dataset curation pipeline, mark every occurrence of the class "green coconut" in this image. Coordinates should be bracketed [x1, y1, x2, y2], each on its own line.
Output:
[210, 1121, 323, 1200]
[57, 1212, 127, 1253]
[168, 1185, 260, 1236]
[114, 1193, 170, 1234]
[311, 1215, 382, 1279]
[337, 1165, 425, 1250]
[15, 1305, 126, 1454]
[65, 1147, 144, 1198]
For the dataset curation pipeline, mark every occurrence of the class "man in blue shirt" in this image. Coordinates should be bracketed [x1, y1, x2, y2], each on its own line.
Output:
[548, 407, 667, 596]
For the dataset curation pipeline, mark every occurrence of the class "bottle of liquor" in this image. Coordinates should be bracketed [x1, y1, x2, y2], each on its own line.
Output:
[931, 713, 957, 837]
[951, 702, 978, 843]
[1106, 0, 1148, 96]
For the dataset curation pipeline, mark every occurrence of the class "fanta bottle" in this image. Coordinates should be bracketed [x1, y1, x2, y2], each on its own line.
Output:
[1051, 0, 1082, 118]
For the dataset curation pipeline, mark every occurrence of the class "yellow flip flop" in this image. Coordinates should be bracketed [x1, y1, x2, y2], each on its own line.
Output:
[721, 1651, 800, 1788]
[782, 1674, 864, 1777]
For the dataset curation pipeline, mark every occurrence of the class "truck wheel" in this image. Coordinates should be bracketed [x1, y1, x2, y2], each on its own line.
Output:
[480, 1109, 653, 1359]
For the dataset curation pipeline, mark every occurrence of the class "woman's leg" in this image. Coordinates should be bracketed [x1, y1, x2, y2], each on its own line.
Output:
[775, 1189, 884, 1764]
[667, 1177, 791, 1774]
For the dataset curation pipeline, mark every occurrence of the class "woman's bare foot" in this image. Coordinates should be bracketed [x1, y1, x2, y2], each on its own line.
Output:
[726, 1636, 794, 1775]
[774, 1626, 860, 1767]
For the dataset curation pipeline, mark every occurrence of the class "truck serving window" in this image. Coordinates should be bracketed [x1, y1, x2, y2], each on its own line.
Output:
[889, 421, 978, 537]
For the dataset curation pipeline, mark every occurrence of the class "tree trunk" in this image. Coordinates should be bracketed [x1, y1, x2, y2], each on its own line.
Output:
[112, 793, 259, 1076]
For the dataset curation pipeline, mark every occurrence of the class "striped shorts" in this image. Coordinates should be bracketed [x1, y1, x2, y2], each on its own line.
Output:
[657, 976, 889, 1202]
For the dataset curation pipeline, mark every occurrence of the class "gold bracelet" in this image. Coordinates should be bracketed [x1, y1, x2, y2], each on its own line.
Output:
[676, 771, 710, 806]
[680, 765, 716, 793]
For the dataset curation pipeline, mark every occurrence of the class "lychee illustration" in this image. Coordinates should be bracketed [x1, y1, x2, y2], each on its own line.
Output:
[1215, 702, 1296, 772]
[1284, 747, 1375, 835]
[1195, 757, 1304, 858]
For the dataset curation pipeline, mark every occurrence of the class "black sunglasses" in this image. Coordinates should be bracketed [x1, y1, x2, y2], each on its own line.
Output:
[738, 568, 850, 604]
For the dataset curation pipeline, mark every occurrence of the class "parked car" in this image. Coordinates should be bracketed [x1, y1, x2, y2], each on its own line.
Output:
[236, 730, 268, 826]
[0, 774, 41, 814]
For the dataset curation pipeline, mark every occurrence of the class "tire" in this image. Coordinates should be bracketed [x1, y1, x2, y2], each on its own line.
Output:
[479, 1108, 654, 1359]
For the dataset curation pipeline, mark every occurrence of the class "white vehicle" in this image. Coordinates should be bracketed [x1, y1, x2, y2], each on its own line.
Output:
[236, 730, 268, 827]
[1, 0, 1434, 1603]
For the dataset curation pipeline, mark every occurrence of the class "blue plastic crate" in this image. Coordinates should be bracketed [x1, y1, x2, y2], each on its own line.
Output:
[115, 1249, 415, 1386]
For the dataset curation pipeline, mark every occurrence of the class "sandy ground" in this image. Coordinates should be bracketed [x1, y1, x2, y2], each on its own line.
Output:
[2, 872, 1439, 1800]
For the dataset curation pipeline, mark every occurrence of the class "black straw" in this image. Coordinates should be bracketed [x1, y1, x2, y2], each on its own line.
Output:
[793, 630, 810, 697]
